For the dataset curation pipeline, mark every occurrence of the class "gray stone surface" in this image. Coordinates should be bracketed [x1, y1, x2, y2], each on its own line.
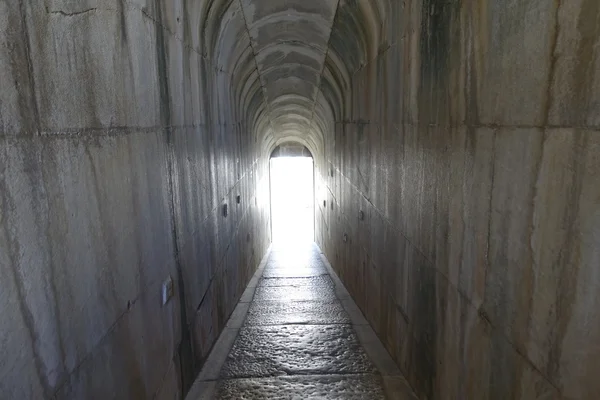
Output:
[316, 0, 600, 399]
[226, 302, 251, 329]
[215, 374, 387, 400]
[258, 275, 335, 287]
[382, 376, 420, 400]
[220, 324, 376, 378]
[187, 244, 413, 400]
[261, 267, 329, 278]
[253, 284, 337, 302]
[0, 1, 270, 398]
[0, 0, 36, 136]
[267, 252, 325, 269]
[245, 301, 350, 326]
[2, 0, 599, 398]
[196, 328, 241, 382]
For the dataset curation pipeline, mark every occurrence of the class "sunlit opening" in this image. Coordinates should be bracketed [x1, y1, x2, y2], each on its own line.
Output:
[270, 157, 315, 246]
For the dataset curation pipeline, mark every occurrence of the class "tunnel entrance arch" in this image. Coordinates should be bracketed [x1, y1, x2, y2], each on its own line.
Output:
[269, 144, 316, 245]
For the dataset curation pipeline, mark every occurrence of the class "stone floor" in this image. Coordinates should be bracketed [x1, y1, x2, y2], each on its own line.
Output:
[186, 243, 418, 400]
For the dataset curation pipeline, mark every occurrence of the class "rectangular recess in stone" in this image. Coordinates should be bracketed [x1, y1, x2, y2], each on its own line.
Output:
[258, 276, 335, 287]
[245, 301, 350, 326]
[253, 285, 337, 302]
[220, 325, 377, 378]
[215, 374, 386, 399]
[261, 267, 329, 278]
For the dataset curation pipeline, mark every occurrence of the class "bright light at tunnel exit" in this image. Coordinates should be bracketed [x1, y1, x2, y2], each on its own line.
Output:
[270, 157, 315, 246]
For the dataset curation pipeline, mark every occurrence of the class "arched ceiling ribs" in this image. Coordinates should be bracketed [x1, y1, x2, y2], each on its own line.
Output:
[238, 0, 339, 156]
[321, 0, 387, 123]
[195, 0, 390, 159]
[306, 0, 340, 147]
[235, 0, 277, 141]
[267, 136, 320, 161]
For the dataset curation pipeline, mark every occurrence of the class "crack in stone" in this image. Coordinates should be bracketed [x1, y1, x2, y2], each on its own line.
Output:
[47, 8, 98, 17]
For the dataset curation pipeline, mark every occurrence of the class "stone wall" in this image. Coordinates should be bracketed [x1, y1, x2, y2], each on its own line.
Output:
[3, 0, 600, 398]
[0, 0, 270, 398]
[316, 0, 600, 399]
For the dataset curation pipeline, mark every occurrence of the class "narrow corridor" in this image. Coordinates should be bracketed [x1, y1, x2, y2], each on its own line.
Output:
[186, 243, 417, 399]
[2, 1, 599, 397]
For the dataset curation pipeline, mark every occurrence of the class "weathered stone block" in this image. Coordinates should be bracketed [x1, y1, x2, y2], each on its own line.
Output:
[549, 0, 600, 127]
[0, 0, 37, 135]
[475, 0, 556, 126]
[25, 1, 161, 130]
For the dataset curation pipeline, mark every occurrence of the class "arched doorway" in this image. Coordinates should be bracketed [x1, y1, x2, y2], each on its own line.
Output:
[269, 144, 315, 245]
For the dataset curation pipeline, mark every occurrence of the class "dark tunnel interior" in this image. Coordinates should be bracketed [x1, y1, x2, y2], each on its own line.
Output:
[1, 0, 599, 399]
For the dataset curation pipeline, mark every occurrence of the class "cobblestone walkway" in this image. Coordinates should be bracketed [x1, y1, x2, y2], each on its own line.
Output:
[186, 243, 417, 399]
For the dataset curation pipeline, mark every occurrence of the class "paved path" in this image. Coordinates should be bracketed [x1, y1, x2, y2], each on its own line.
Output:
[186, 243, 417, 399]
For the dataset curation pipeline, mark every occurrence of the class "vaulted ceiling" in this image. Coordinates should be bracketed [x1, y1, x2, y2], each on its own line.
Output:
[239, 0, 338, 156]
[198, 0, 389, 157]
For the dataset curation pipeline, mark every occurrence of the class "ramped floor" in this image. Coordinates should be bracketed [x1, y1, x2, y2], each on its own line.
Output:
[186, 242, 418, 399]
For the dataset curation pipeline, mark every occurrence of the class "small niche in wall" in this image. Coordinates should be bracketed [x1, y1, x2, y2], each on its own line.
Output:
[223, 203, 228, 217]
[236, 195, 241, 204]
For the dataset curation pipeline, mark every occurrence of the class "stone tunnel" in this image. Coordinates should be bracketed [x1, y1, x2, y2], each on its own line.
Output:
[1, 0, 599, 399]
